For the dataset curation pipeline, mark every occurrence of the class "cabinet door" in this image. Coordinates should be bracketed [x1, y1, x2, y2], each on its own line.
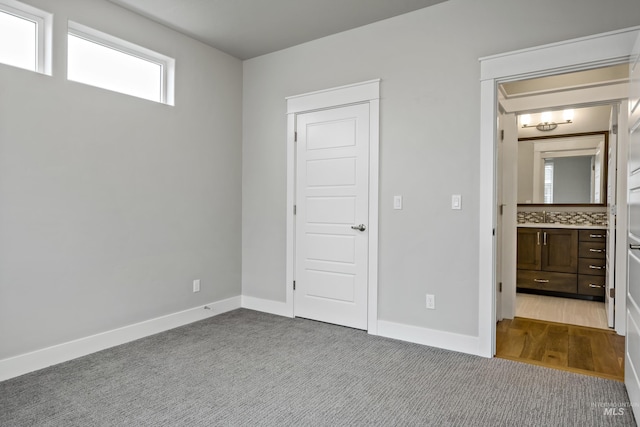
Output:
[517, 228, 541, 270]
[542, 229, 578, 273]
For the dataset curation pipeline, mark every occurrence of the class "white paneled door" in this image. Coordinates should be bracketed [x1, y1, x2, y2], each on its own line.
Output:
[607, 113, 617, 329]
[294, 103, 370, 330]
[626, 31, 640, 416]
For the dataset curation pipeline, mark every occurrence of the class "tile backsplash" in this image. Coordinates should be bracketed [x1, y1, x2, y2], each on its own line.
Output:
[517, 211, 607, 226]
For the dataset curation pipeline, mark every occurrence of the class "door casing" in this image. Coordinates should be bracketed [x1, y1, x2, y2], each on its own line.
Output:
[479, 26, 640, 357]
[285, 80, 380, 334]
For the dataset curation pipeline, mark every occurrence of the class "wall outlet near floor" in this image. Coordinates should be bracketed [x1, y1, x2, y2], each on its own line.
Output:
[426, 294, 435, 310]
[193, 279, 201, 293]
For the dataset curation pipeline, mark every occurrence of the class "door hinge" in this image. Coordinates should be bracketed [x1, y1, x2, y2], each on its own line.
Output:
[612, 124, 618, 135]
[294, 131, 298, 142]
[500, 129, 504, 141]
[499, 204, 504, 216]
[499, 282, 502, 293]
[493, 228, 496, 236]
[610, 287, 615, 299]
[293, 205, 297, 215]
[293, 280, 296, 291]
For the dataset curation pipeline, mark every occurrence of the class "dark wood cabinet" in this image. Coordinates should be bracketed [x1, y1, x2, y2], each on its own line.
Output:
[577, 230, 607, 298]
[542, 229, 578, 273]
[516, 228, 541, 270]
[517, 227, 605, 300]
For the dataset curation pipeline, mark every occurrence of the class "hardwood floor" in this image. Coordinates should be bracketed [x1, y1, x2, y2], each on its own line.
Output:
[516, 293, 608, 329]
[496, 317, 625, 381]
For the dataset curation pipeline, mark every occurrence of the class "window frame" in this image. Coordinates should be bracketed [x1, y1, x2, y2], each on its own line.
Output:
[67, 21, 175, 105]
[0, 0, 52, 74]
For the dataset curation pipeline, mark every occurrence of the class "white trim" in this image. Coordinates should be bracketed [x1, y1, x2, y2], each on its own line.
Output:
[479, 79, 496, 357]
[368, 98, 380, 335]
[241, 296, 292, 318]
[616, 102, 629, 336]
[286, 79, 381, 114]
[500, 83, 629, 114]
[479, 26, 640, 358]
[284, 113, 296, 319]
[625, 309, 640, 421]
[480, 27, 640, 81]
[285, 79, 380, 334]
[377, 320, 481, 355]
[0, 296, 241, 382]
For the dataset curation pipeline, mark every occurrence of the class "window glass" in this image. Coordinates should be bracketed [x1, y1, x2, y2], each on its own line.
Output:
[544, 159, 554, 204]
[0, 10, 36, 70]
[68, 34, 163, 103]
[67, 22, 174, 105]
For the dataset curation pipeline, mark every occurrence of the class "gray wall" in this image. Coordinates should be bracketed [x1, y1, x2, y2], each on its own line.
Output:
[0, 0, 242, 359]
[242, 0, 640, 336]
[553, 156, 593, 203]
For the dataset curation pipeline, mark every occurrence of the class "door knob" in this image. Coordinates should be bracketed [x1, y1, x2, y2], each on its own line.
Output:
[351, 224, 367, 232]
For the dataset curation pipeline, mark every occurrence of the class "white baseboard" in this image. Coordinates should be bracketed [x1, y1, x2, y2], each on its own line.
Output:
[0, 296, 241, 382]
[241, 295, 292, 318]
[377, 320, 482, 356]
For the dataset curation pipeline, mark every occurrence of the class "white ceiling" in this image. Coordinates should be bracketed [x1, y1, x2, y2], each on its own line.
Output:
[501, 64, 629, 98]
[108, 0, 447, 60]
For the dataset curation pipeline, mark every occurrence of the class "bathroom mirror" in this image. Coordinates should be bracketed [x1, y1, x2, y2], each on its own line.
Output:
[517, 132, 608, 206]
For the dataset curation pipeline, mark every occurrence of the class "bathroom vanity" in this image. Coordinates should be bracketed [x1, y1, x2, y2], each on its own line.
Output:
[516, 225, 606, 300]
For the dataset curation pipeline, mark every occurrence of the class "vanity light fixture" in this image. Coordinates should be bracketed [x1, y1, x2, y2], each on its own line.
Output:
[520, 109, 574, 131]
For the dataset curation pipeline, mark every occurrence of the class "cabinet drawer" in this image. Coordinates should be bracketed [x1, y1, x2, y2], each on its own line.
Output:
[578, 275, 606, 297]
[517, 269, 577, 293]
[579, 229, 606, 242]
[578, 242, 606, 259]
[578, 258, 606, 276]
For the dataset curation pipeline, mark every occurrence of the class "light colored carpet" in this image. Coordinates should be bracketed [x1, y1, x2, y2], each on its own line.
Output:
[0, 309, 635, 426]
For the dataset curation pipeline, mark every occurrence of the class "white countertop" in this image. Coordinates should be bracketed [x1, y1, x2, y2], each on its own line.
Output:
[517, 223, 606, 230]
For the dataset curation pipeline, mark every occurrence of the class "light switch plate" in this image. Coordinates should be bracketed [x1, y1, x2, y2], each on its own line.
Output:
[451, 194, 462, 210]
[393, 195, 403, 210]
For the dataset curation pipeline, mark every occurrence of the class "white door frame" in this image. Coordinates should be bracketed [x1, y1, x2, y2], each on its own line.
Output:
[285, 79, 380, 334]
[479, 27, 640, 357]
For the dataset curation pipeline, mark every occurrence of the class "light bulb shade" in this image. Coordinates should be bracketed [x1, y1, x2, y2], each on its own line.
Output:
[521, 114, 531, 127]
[541, 111, 552, 123]
[563, 109, 574, 122]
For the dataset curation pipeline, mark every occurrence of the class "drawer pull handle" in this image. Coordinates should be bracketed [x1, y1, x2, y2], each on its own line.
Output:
[631, 244, 640, 250]
[589, 248, 604, 253]
[590, 234, 604, 238]
[589, 265, 603, 270]
[534, 279, 550, 283]
[589, 284, 604, 288]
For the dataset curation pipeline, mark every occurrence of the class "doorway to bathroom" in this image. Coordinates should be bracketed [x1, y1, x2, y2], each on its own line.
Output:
[494, 65, 628, 380]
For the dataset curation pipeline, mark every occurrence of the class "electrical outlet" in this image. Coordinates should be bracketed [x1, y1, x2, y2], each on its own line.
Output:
[426, 294, 435, 309]
[193, 279, 200, 293]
